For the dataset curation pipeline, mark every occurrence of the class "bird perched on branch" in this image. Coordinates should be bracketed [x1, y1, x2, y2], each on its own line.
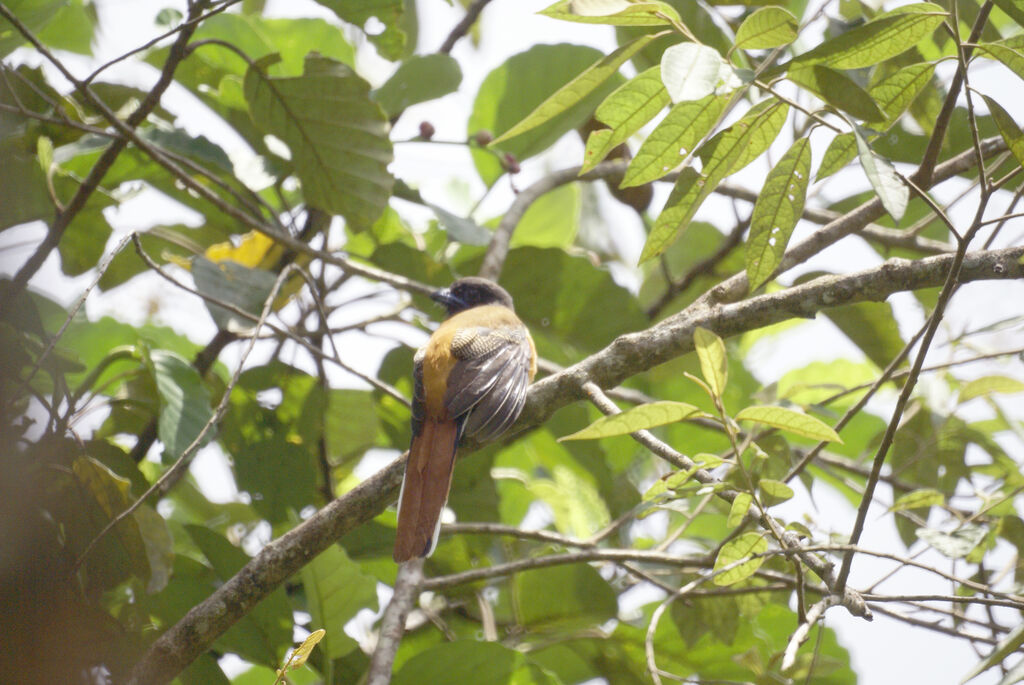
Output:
[393, 277, 536, 562]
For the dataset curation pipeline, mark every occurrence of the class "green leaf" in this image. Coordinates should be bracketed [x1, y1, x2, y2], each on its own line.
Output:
[759, 479, 795, 504]
[149, 349, 214, 461]
[735, 7, 799, 50]
[959, 374, 1024, 402]
[746, 137, 811, 292]
[0, 0, 64, 58]
[393, 641, 556, 685]
[540, 0, 682, 26]
[314, 0, 405, 60]
[817, 132, 857, 180]
[300, 544, 378, 660]
[526, 464, 612, 538]
[469, 44, 623, 186]
[713, 532, 768, 586]
[980, 95, 1024, 171]
[960, 622, 1024, 684]
[0, 137, 53, 230]
[869, 63, 935, 122]
[977, 42, 1024, 83]
[917, 524, 988, 559]
[854, 128, 908, 222]
[72, 457, 151, 584]
[492, 33, 659, 144]
[787, 65, 886, 122]
[660, 43, 735, 103]
[560, 400, 706, 440]
[582, 66, 670, 173]
[791, 3, 946, 70]
[891, 488, 945, 511]
[191, 257, 279, 334]
[639, 100, 788, 261]
[186, 526, 292, 666]
[514, 563, 618, 630]
[371, 53, 461, 117]
[621, 93, 728, 187]
[735, 405, 842, 442]
[694, 327, 727, 398]
[36, 0, 95, 55]
[728, 492, 753, 527]
[244, 53, 393, 227]
[822, 299, 906, 370]
[509, 183, 581, 249]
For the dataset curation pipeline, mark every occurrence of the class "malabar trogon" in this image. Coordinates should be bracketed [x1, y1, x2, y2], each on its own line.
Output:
[393, 277, 536, 562]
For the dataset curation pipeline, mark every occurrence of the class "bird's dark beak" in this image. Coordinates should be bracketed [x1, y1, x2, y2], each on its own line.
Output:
[430, 287, 464, 310]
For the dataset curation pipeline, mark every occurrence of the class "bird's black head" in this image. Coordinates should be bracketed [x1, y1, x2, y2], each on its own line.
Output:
[431, 277, 514, 317]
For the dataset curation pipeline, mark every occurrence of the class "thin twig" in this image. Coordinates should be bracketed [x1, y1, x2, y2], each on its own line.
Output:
[367, 559, 424, 685]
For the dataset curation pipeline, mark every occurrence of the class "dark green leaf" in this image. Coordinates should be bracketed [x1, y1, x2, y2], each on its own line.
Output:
[149, 349, 214, 461]
[245, 54, 393, 228]
[514, 563, 618, 630]
[372, 53, 462, 117]
[314, 0, 405, 60]
[787, 65, 886, 122]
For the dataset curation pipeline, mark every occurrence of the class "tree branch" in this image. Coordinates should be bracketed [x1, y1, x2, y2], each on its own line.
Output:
[125, 244, 1023, 683]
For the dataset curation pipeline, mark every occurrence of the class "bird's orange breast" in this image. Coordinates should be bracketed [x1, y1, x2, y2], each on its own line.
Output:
[419, 305, 534, 418]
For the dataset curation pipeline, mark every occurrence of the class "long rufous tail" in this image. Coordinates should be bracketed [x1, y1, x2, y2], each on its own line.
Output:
[393, 418, 459, 562]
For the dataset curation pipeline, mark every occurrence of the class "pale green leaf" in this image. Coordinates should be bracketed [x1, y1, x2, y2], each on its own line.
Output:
[817, 132, 857, 180]
[300, 544, 377, 660]
[917, 524, 987, 559]
[980, 95, 1024, 172]
[289, 629, 326, 669]
[713, 532, 768, 585]
[639, 100, 787, 261]
[869, 63, 935, 121]
[759, 479, 794, 504]
[582, 66, 670, 172]
[621, 93, 728, 187]
[959, 374, 1024, 402]
[746, 137, 811, 292]
[735, 405, 842, 442]
[977, 42, 1024, 83]
[735, 7, 799, 50]
[855, 128, 908, 222]
[492, 33, 659, 144]
[660, 43, 730, 103]
[728, 492, 753, 527]
[891, 488, 945, 511]
[792, 3, 946, 70]
[961, 623, 1024, 684]
[560, 400, 706, 440]
[244, 53, 393, 227]
[540, 0, 681, 26]
[694, 327, 727, 398]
